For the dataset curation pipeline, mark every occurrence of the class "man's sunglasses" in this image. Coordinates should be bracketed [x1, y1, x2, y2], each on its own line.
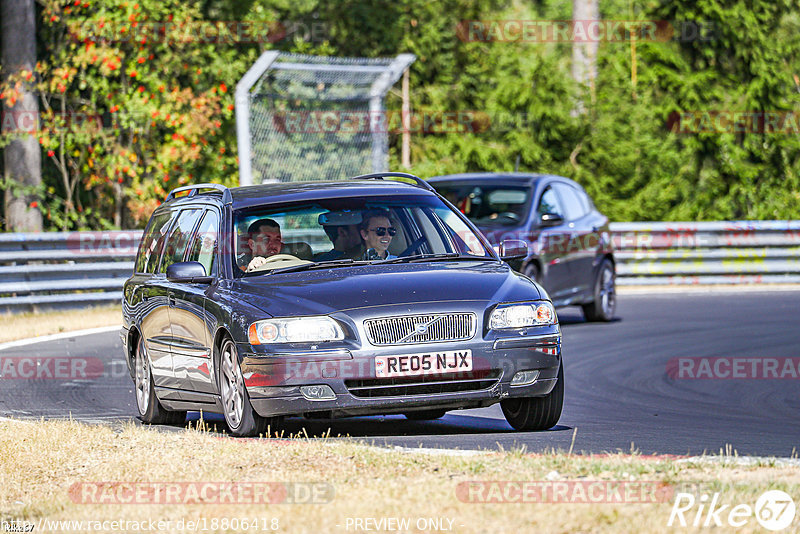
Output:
[369, 227, 397, 237]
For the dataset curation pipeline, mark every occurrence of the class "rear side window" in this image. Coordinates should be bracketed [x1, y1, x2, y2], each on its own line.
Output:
[186, 210, 220, 276]
[160, 209, 204, 274]
[135, 211, 173, 274]
[553, 183, 587, 221]
[577, 188, 593, 213]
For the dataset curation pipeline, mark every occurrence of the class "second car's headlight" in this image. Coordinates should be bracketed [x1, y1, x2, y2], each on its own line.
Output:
[248, 317, 345, 344]
[489, 301, 556, 329]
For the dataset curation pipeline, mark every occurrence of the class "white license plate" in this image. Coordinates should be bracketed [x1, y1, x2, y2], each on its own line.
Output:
[375, 349, 473, 378]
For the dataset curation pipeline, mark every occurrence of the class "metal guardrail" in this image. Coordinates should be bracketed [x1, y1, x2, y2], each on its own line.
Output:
[612, 221, 800, 285]
[0, 231, 140, 312]
[0, 221, 798, 312]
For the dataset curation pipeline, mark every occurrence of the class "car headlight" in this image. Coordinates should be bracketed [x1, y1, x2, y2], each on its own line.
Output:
[248, 316, 345, 344]
[489, 301, 556, 329]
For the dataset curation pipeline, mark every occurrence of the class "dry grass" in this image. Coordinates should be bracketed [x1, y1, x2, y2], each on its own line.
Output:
[0, 419, 798, 533]
[0, 305, 120, 343]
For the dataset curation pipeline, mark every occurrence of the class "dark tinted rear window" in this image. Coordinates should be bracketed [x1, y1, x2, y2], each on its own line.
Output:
[135, 211, 173, 273]
[187, 210, 220, 276]
[160, 209, 204, 273]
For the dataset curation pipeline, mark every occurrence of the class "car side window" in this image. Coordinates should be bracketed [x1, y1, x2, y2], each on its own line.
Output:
[553, 183, 586, 221]
[186, 210, 220, 276]
[136, 211, 175, 274]
[576, 188, 593, 213]
[160, 209, 204, 274]
[537, 186, 565, 220]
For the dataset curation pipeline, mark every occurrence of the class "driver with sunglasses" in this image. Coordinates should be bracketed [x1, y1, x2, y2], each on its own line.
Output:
[359, 209, 398, 260]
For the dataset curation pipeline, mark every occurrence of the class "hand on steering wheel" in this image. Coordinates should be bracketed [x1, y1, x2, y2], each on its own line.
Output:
[246, 254, 301, 272]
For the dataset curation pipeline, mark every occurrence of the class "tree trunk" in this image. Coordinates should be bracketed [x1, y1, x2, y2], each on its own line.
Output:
[2, 0, 42, 232]
[401, 67, 410, 169]
[571, 0, 599, 115]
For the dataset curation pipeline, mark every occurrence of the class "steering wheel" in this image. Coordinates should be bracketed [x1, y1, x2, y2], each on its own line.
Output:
[497, 212, 520, 221]
[400, 237, 426, 257]
[259, 254, 300, 264]
[246, 254, 307, 272]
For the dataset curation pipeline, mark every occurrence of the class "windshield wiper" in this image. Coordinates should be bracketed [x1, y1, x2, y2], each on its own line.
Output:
[245, 254, 490, 275]
[267, 258, 372, 275]
[378, 253, 491, 264]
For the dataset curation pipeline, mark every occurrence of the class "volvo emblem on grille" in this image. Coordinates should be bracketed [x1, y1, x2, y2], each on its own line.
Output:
[365, 313, 475, 345]
[397, 315, 445, 343]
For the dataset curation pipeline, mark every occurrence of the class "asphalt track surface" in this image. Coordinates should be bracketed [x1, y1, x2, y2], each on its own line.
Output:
[1, 291, 798, 456]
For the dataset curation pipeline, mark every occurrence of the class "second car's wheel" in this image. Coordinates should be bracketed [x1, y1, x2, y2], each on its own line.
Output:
[523, 262, 540, 284]
[219, 337, 276, 437]
[582, 258, 616, 322]
[134, 337, 186, 426]
[403, 409, 447, 421]
[501, 362, 563, 431]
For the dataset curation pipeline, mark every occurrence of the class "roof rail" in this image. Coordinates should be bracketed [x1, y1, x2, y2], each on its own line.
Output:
[352, 172, 435, 192]
[165, 183, 232, 203]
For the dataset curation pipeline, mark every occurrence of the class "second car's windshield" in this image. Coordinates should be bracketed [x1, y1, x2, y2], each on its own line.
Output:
[435, 184, 531, 226]
[233, 194, 493, 274]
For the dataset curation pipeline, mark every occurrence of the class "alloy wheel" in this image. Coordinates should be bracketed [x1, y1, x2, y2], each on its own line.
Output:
[599, 264, 616, 318]
[135, 339, 150, 415]
[220, 340, 245, 430]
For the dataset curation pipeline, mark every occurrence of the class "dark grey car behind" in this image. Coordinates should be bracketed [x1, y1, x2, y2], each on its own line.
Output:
[428, 173, 616, 321]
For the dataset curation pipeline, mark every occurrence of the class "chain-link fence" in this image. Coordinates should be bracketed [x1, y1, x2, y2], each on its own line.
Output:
[235, 52, 415, 185]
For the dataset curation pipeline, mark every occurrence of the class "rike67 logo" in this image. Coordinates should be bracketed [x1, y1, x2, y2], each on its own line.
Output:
[668, 490, 796, 531]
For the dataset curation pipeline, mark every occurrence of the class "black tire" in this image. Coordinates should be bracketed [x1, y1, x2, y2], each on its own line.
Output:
[582, 258, 616, 322]
[501, 362, 563, 431]
[218, 337, 279, 437]
[404, 409, 447, 421]
[134, 337, 186, 426]
[523, 262, 540, 283]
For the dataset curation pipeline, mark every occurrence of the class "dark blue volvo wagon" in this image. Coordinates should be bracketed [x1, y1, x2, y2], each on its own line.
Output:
[122, 173, 563, 436]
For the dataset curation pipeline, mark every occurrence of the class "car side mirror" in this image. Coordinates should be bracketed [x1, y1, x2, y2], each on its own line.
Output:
[539, 213, 564, 227]
[498, 239, 528, 260]
[166, 261, 213, 284]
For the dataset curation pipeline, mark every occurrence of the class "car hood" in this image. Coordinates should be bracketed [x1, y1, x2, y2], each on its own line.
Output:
[232, 260, 542, 317]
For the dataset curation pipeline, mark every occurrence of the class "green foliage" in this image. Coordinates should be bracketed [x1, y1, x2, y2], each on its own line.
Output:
[2, 0, 799, 228]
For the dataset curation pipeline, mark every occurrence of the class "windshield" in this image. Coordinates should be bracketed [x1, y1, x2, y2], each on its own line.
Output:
[233, 194, 493, 274]
[434, 183, 531, 226]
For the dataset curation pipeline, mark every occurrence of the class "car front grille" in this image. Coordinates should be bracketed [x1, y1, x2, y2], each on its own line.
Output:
[363, 313, 477, 346]
[345, 369, 501, 398]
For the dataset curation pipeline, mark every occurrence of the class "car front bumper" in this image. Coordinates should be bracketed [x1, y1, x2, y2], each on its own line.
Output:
[239, 330, 561, 418]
